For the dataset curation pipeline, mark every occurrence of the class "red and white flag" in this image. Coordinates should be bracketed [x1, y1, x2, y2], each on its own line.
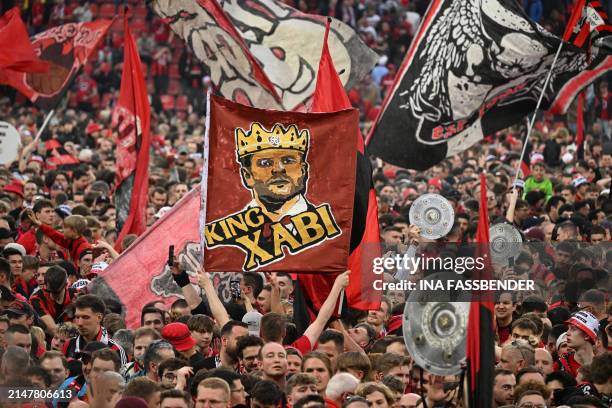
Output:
[95, 189, 201, 328]
[113, 13, 151, 250]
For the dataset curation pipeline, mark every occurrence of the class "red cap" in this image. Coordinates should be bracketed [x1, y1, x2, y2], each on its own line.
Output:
[161, 322, 195, 352]
[566, 311, 599, 344]
[3, 180, 23, 198]
[86, 122, 103, 135]
[428, 177, 442, 191]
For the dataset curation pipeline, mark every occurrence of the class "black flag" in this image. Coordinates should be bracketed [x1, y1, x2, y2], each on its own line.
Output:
[366, 0, 612, 170]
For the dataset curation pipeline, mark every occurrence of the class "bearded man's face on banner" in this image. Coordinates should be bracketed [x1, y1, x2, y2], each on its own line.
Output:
[241, 149, 308, 204]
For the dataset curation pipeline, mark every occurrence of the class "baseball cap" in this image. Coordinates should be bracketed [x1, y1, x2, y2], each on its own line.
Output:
[155, 206, 172, 219]
[242, 311, 263, 336]
[88, 262, 108, 279]
[572, 176, 589, 188]
[566, 311, 599, 344]
[530, 152, 544, 164]
[3, 180, 23, 198]
[55, 204, 72, 219]
[161, 322, 196, 352]
[71, 279, 91, 293]
[555, 332, 568, 350]
[5, 300, 34, 317]
[513, 179, 525, 189]
[3, 243, 26, 257]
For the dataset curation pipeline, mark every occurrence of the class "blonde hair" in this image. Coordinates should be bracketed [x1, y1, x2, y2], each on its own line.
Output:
[64, 215, 88, 235]
[198, 378, 230, 401]
[355, 382, 395, 404]
[31, 326, 46, 351]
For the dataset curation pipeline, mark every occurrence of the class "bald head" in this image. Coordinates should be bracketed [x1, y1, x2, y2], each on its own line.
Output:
[534, 348, 553, 375]
[399, 393, 421, 407]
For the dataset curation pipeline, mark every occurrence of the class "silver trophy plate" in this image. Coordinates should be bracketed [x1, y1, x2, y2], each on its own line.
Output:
[489, 223, 523, 265]
[402, 273, 469, 376]
[409, 194, 455, 239]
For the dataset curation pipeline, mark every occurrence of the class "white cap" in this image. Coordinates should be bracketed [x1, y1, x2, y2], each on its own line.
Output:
[566, 311, 599, 343]
[155, 206, 172, 219]
[556, 332, 567, 350]
[71, 279, 91, 292]
[4, 243, 26, 257]
[242, 311, 263, 336]
[89, 262, 109, 276]
[572, 176, 589, 188]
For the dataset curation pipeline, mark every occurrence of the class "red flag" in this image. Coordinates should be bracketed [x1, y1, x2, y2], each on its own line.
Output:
[0, 8, 48, 73]
[0, 19, 111, 110]
[95, 189, 201, 328]
[304, 18, 381, 312]
[113, 13, 151, 250]
[466, 173, 495, 407]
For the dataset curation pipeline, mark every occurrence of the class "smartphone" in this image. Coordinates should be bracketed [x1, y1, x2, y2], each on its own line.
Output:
[167, 245, 174, 267]
[230, 279, 241, 300]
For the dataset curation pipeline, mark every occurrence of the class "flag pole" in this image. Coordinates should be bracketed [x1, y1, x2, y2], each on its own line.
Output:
[512, 41, 564, 189]
[33, 109, 55, 144]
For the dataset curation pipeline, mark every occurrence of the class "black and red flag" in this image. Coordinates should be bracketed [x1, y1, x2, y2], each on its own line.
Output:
[366, 0, 612, 170]
[466, 173, 495, 408]
[0, 18, 111, 110]
[565, 0, 612, 51]
[113, 13, 151, 250]
[0, 8, 48, 75]
[292, 19, 382, 332]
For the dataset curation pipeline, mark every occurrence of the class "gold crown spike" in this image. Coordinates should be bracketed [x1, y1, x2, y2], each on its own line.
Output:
[236, 122, 310, 158]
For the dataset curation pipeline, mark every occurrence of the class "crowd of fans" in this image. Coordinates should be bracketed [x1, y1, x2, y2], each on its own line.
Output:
[0, 0, 610, 407]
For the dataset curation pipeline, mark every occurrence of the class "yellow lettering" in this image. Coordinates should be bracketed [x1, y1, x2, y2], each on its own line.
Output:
[316, 205, 340, 236]
[204, 222, 223, 246]
[219, 219, 231, 238]
[271, 223, 301, 256]
[227, 213, 248, 235]
[293, 211, 325, 245]
[245, 208, 264, 228]
[235, 230, 273, 269]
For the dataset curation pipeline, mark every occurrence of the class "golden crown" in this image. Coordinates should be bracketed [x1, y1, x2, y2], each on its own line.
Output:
[235, 122, 310, 158]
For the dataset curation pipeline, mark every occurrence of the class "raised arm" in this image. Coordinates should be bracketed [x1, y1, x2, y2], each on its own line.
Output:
[303, 270, 350, 347]
[197, 268, 230, 328]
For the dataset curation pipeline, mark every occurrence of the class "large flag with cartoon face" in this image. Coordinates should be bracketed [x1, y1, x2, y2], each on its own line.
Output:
[366, 0, 612, 170]
[152, 0, 377, 111]
[201, 95, 359, 272]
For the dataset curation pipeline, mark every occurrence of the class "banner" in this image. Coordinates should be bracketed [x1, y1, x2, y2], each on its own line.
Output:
[0, 19, 112, 110]
[202, 95, 358, 272]
[113, 15, 151, 247]
[366, 0, 612, 170]
[152, 0, 377, 110]
[94, 189, 201, 328]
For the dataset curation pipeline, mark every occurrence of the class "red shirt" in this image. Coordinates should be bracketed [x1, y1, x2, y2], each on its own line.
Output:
[290, 335, 312, 355]
[38, 224, 91, 266]
[553, 352, 581, 378]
